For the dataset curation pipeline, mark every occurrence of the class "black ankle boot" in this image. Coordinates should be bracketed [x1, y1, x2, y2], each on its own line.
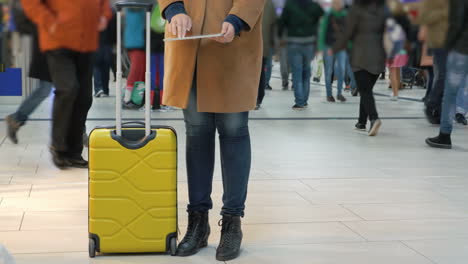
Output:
[216, 215, 243, 261]
[176, 211, 210, 257]
[426, 133, 452, 149]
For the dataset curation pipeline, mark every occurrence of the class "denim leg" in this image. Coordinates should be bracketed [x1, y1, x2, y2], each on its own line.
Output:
[324, 50, 334, 97]
[183, 84, 216, 213]
[289, 44, 305, 106]
[216, 111, 251, 217]
[14, 80, 53, 123]
[440, 51, 468, 134]
[302, 44, 315, 104]
[428, 49, 448, 111]
[335, 51, 347, 95]
[455, 78, 468, 115]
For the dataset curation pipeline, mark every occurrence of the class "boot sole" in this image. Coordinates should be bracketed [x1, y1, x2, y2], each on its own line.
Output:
[176, 241, 208, 257]
[216, 250, 240, 262]
[425, 139, 452, 149]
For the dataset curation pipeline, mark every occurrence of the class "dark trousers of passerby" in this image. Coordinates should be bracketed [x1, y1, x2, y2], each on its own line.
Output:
[426, 49, 448, 113]
[93, 44, 113, 95]
[183, 82, 251, 217]
[47, 50, 93, 157]
[257, 58, 267, 106]
[355, 70, 379, 124]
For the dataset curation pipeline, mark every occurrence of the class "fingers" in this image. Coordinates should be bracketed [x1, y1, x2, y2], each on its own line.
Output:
[171, 20, 177, 36]
[177, 22, 184, 38]
[222, 23, 229, 36]
[170, 14, 192, 38]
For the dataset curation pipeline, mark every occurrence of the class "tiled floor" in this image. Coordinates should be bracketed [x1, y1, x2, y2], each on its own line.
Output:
[1, 68, 468, 263]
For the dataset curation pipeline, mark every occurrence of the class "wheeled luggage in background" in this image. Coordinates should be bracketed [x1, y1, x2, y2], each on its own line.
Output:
[88, 2, 177, 258]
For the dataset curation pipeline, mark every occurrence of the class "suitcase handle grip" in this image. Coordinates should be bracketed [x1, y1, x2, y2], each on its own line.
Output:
[115, 2, 153, 12]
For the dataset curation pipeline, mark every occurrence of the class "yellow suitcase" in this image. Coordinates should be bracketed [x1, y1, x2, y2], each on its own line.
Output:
[88, 2, 177, 258]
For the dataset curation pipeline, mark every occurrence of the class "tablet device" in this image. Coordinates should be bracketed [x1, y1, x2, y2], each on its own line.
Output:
[164, 33, 224, 42]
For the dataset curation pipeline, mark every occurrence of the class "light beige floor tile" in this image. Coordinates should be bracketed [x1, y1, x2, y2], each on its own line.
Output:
[0, 212, 23, 231]
[13, 249, 220, 264]
[403, 239, 468, 264]
[0, 184, 31, 198]
[297, 189, 449, 205]
[301, 178, 436, 191]
[242, 205, 361, 224]
[239, 222, 365, 245]
[344, 202, 468, 220]
[29, 183, 87, 198]
[0, 196, 87, 212]
[21, 211, 87, 231]
[230, 242, 433, 264]
[343, 219, 468, 241]
[10, 172, 88, 185]
[0, 229, 87, 254]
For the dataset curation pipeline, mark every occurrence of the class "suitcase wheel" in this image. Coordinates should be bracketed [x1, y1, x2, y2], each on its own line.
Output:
[170, 237, 177, 256]
[89, 238, 96, 258]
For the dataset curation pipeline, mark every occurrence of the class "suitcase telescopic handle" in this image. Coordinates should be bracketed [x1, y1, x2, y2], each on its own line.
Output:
[115, 2, 153, 12]
[115, 1, 153, 137]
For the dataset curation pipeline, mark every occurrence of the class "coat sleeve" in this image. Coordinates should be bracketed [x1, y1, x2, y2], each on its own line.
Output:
[229, 0, 266, 32]
[101, 0, 113, 21]
[158, 0, 183, 16]
[333, 6, 359, 53]
[416, 1, 448, 26]
[20, 0, 56, 28]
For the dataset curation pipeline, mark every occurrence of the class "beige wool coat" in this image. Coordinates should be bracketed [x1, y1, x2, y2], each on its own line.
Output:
[158, 0, 265, 113]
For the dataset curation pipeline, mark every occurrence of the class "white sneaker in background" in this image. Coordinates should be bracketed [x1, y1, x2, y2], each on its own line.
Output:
[390, 95, 399, 101]
[0, 244, 15, 264]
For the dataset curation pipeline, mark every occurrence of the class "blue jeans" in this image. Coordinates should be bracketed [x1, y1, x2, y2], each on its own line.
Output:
[288, 43, 315, 106]
[13, 80, 53, 123]
[456, 78, 468, 115]
[183, 84, 251, 217]
[324, 49, 346, 96]
[427, 49, 448, 111]
[440, 51, 468, 134]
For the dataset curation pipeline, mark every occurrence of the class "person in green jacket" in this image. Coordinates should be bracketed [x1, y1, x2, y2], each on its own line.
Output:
[279, 0, 324, 110]
[318, 0, 350, 103]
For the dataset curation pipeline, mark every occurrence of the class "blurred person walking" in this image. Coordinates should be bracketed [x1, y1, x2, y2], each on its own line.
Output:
[413, 0, 449, 124]
[257, 0, 277, 109]
[21, 0, 112, 168]
[159, 0, 264, 261]
[122, 7, 146, 108]
[5, 1, 53, 144]
[426, 0, 468, 149]
[318, 0, 349, 103]
[279, 0, 324, 110]
[94, 9, 117, 98]
[333, 0, 386, 136]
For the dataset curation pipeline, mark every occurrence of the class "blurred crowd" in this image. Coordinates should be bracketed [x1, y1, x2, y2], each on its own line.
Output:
[0, 0, 466, 169]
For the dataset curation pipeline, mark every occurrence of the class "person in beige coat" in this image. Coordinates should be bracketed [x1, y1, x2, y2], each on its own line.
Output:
[158, 0, 264, 261]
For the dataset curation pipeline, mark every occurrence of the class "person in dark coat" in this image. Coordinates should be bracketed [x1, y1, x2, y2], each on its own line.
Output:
[333, 0, 386, 136]
[5, 27, 54, 144]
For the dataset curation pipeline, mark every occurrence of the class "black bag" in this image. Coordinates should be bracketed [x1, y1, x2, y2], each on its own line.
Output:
[11, 0, 36, 35]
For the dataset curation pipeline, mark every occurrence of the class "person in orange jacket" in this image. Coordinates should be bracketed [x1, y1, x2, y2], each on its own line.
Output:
[21, 0, 112, 169]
